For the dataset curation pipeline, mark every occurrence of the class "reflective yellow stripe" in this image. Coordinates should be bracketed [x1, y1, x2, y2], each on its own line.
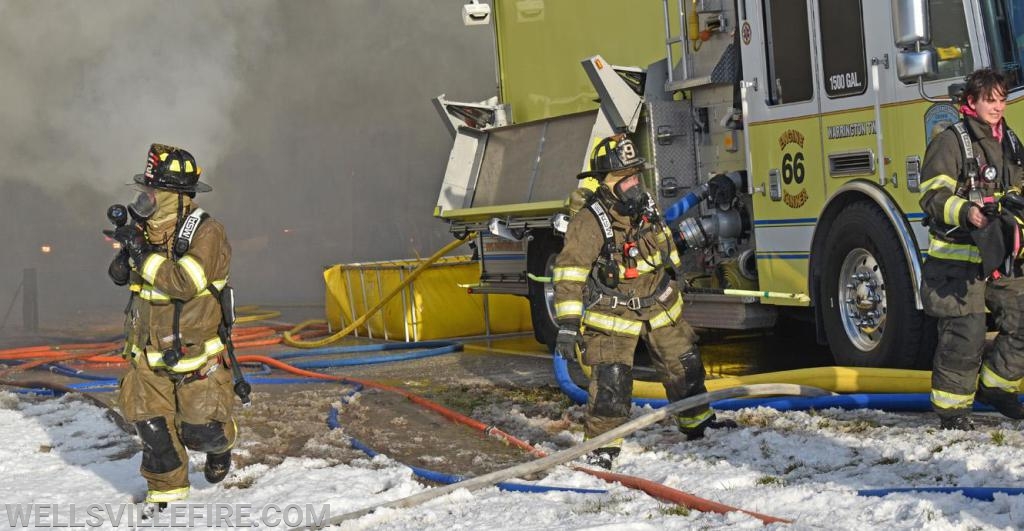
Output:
[129, 282, 142, 293]
[583, 436, 623, 448]
[619, 255, 663, 277]
[147, 337, 225, 373]
[123, 343, 144, 359]
[928, 239, 982, 263]
[553, 267, 589, 283]
[555, 300, 583, 319]
[140, 254, 167, 284]
[921, 174, 957, 193]
[139, 284, 171, 302]
[980, 363, 1022, 393]
[649, 294, 684, 329]
[931, 388, 975, 410]
[668, 249, 682, 269]
[677, 409, 713, 428]
[137, 278, 226, 302]
[178, 255, 208, 293]
[583, 311, 642, 336]
[146, 486, 190, 503]
[942, 196, 968, 226]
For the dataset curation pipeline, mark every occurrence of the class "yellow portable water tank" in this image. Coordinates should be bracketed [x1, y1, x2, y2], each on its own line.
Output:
[323, 255, 533, 341]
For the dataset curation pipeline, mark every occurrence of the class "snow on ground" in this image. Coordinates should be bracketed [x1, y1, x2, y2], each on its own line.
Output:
[3, 390, 1024, 530]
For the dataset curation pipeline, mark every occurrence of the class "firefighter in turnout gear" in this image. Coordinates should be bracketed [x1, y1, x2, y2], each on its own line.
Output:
[919, 68, 1024, 430]
[552, 134, 734, 469]
[109, 144, 236, 507]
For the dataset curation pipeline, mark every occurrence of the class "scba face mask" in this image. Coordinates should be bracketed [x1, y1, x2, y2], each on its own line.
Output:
[611, 173, 649, 216]
[127, 187, 158, 220]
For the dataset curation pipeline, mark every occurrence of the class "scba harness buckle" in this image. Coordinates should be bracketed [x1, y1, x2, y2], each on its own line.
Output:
[595, 294, 643, 310]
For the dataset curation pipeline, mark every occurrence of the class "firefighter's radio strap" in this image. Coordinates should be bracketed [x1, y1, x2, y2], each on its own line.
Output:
[952, 122, 981, 192]
[172, 208, 209, 259]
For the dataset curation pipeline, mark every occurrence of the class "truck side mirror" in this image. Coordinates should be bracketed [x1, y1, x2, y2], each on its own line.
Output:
[896, 50, 937, 83]
[892, 0, 930, 47]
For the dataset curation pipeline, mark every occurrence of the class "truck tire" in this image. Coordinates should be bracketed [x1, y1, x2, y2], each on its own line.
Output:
[527, 230, 563, 348]
[819, 201, 928, 368]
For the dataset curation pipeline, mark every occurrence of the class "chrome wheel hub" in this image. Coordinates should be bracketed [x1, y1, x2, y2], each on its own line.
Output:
[837, 248, 886, 351]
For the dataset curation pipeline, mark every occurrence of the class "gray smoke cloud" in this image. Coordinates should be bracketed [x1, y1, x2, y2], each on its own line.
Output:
[0, 0, 494, 332]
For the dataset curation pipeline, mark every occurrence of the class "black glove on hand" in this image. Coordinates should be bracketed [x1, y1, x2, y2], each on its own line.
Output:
[113, 224, 149, 267]
[554, 326, 584, 362]
[108, 250, 131, 286]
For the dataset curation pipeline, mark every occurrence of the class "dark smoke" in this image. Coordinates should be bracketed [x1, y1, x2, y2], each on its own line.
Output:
[0, 0, 495, 332]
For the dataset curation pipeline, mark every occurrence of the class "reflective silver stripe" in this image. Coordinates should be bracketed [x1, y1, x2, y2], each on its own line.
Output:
[649, 294, 684, 329]
[178, 255, 208, 293]
[140, 254, 167, 284]
[942, 196, 968, 226]
[927, 239, 982, 263]
[921, 174, 957, 193]
[555, 300, 583, 319]
[677, 409, 713, 428]
[980, 363, 1021, 392]
[553, 267, 589, 283]
[583, 311, 642, 336]
[930, 388, 974, 410]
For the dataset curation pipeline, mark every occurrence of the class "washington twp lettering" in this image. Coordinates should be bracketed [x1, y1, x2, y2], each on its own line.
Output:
[827, 121, 876, 140]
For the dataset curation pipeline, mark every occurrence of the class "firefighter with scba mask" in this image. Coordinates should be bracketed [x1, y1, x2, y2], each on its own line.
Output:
[919, 68, 1024, 430]
[552, 134, 735, 470]
[106, 143, 237, 510]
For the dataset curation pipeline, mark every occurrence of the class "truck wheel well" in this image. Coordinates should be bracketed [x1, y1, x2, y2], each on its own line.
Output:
[808, 188, 923, 347]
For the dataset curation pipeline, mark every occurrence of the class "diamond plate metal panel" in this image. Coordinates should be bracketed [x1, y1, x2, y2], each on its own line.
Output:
[644, 100, 699, 213]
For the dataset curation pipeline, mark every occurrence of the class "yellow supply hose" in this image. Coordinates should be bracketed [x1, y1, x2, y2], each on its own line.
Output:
[283, 233, 476, 348]
[235, 305, 282, 324]
[580, 363, 933, 395]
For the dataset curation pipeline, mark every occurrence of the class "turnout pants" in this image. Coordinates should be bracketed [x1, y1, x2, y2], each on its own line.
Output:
[581, 306, 709, 439]
[118, 349, 237, 501]
[923, 272, 1024, 414]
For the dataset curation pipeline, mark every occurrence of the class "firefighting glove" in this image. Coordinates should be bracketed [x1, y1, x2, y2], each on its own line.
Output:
[554, 326, 584, 362]
[108, 250, 131, 286]
[112, 224, 149, 267]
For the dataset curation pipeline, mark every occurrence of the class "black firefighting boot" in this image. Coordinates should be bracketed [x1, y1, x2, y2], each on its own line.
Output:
[938, 412, 975, 431]
[976, 384, 1024, 420]
[140, 502, 167, 520]
[204, 450, 232, 484]
[679, 415, 738, 441]
[584, 446, 621, 470]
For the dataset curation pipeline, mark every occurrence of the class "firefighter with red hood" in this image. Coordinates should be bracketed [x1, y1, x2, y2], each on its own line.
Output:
[108, 143, 236, 509]
[919, 68, 1024, 430]
[552, 134, 734, 469]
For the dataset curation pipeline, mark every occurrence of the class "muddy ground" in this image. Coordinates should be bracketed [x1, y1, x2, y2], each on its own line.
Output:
[0, 309, 831, 488]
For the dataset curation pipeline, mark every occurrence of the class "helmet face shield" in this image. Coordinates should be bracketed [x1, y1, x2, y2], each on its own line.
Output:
[127, 185, 158, 220]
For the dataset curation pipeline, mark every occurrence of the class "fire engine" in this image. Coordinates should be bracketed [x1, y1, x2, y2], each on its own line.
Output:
[433, 0, 1022, 368]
